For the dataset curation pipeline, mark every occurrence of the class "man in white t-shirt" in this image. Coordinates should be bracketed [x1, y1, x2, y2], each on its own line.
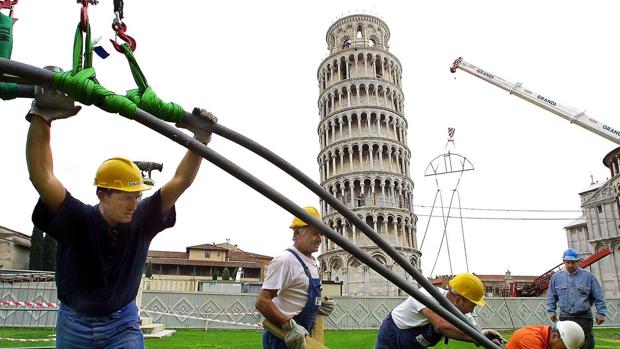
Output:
[255, 207, 334, 349]
[375, 273, 487, 348]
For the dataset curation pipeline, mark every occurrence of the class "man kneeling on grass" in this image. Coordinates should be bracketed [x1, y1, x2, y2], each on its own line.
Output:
[375, 273, 499, 348]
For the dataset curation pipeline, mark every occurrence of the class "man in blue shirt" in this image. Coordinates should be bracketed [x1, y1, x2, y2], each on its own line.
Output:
[25, 96, 211, 348]
[546, 248, 607, 349]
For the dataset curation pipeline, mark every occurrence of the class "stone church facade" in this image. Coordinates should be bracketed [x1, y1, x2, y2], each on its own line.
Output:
[565, 147, 620, 297]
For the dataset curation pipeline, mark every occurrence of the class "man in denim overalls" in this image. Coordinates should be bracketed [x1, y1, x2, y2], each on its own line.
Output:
[256, 206, 334, 349]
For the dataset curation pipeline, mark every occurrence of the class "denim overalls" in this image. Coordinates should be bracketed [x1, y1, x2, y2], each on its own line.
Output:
[262, 249, 322, 349]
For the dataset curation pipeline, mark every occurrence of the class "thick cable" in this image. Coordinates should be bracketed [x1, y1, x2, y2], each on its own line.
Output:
[0, 57, 502, 348]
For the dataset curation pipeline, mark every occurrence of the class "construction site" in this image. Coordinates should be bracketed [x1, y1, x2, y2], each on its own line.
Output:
[1, 1, 619, 348]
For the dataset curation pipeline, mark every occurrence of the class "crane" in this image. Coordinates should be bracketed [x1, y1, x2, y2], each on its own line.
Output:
[450, 57, 616, 296]
[450, 57, 620, 145]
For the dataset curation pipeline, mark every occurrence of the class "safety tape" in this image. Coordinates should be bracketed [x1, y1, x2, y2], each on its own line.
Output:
[141, 309, 263, 329]
[0, 336, 55, 342]
[196, 311, 261, 316]
[0, 300, 59, 309]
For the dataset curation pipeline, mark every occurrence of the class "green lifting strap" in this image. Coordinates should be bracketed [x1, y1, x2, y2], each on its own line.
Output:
[1, 12, 17, 100]
[72, 20, 95, 82]
[120, 43, 185, 123]
[0, 12, 12, 59]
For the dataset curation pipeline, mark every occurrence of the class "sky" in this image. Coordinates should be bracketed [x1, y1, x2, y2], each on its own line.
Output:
[1, 1, 618, 277]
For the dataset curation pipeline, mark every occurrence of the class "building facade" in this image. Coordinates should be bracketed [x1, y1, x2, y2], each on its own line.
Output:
[144, 242, 273, 292]
[564, 146, 620, 297]
[316, 14, 419, 296]
[0, 225, 30, 270]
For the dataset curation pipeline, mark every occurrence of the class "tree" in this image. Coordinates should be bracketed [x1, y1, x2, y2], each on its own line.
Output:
[42, 233, 57, 271]
[222, 267, 230, 281]
[145, 262, 153, 278]
[212, 269, 219, 281]
[29, 226, 44, 270]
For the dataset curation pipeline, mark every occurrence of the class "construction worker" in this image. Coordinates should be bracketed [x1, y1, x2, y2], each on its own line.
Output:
[255, 206, 334, 349]
[546, 248, 607, 349]
[25, 94, 211, 348]
[375, 273, 492, 348]
[506, 320, 585, 349]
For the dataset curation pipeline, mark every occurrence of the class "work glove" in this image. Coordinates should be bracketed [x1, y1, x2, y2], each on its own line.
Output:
[25, 66, 81, 125]
[282, 319, 308, 349]
[318, 296, 335, 316]
[176, 107, 217, 144]
[482, 329, 508, 345]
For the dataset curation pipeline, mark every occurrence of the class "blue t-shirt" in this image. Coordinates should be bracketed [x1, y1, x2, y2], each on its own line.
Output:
[32, 190, 175, 316]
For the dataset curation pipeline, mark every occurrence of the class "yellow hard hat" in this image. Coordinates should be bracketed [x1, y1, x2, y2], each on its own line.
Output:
[448, 273, 485, 307]
[290, 206, 321, 229]
[94, 157, 152, 192]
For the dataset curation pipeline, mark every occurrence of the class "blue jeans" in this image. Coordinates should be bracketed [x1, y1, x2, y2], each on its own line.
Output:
[375, 314, 443, 349]
[56, 302, 144, 349]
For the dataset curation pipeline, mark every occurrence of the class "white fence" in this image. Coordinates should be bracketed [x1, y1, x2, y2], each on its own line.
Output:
[2, 274, 619, 330]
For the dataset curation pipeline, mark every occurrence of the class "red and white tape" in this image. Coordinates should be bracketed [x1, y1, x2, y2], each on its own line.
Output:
[141, 309, 263, 329]
[0, 300, 59, 309]
[0, 336, 55, 342]
[199, 311, 261, 316]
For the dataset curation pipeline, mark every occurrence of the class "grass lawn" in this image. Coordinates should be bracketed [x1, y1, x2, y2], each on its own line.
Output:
[142, 328, 620, 349]
[1, 328, 619, 348]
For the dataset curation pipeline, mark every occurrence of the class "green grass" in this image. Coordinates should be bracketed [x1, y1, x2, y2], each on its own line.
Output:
[1, 328, 619, 348]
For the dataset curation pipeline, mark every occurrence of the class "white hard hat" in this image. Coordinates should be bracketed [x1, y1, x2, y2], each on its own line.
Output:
[555, 321, 585, 349]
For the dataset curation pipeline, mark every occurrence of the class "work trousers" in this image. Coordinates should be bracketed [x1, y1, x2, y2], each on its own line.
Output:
[56, 302, 144, 349]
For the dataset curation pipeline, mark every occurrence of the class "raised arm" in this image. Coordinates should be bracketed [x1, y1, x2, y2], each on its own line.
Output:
[26, 116, 66, 213]
[159, 148, 203, 214]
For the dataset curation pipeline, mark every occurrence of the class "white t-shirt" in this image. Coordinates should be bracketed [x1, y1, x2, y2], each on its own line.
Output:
[261, 246, 320, 318]
[391, 287, 448, 329]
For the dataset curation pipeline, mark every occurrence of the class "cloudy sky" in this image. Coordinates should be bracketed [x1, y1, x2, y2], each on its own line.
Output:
[1, 1, 617, 277]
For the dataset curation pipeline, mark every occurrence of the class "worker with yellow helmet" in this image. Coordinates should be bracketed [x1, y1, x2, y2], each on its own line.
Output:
[256, 207, 334, 349]
[376, 272, 495, 348]
[25, 97, 212, 348]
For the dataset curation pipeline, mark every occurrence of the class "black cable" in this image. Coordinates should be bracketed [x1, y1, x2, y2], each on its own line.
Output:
[416, 215, 582, 221]
[113, 0, 124, 19]
[0, 57, 503, 349]
[414, 204, 582, 213]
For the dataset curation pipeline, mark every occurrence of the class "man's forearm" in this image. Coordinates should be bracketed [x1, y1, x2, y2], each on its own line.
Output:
[26, 117, 53, 189]
[257, 300, 291, 326]
[174, 150, 202, 189]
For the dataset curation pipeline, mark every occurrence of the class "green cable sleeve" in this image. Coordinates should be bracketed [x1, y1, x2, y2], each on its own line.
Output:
[52, 69, 136, 118]
[0, 13, 13, 59]
[0, 82, 17, 100]
[126, 86, 185, 123]
[1, 14, 16, 100]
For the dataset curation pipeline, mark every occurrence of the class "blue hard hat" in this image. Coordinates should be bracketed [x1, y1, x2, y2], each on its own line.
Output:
[562, 248, 580, 261]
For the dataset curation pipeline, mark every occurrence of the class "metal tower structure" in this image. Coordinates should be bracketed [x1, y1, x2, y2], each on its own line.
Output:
[316, 14, 419, 296]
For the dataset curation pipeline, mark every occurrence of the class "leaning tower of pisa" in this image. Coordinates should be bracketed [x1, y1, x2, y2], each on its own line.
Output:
[316, 14, 420, 296]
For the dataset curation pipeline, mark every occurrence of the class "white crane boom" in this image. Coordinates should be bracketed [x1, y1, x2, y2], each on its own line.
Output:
[450, 57, 620, 145]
